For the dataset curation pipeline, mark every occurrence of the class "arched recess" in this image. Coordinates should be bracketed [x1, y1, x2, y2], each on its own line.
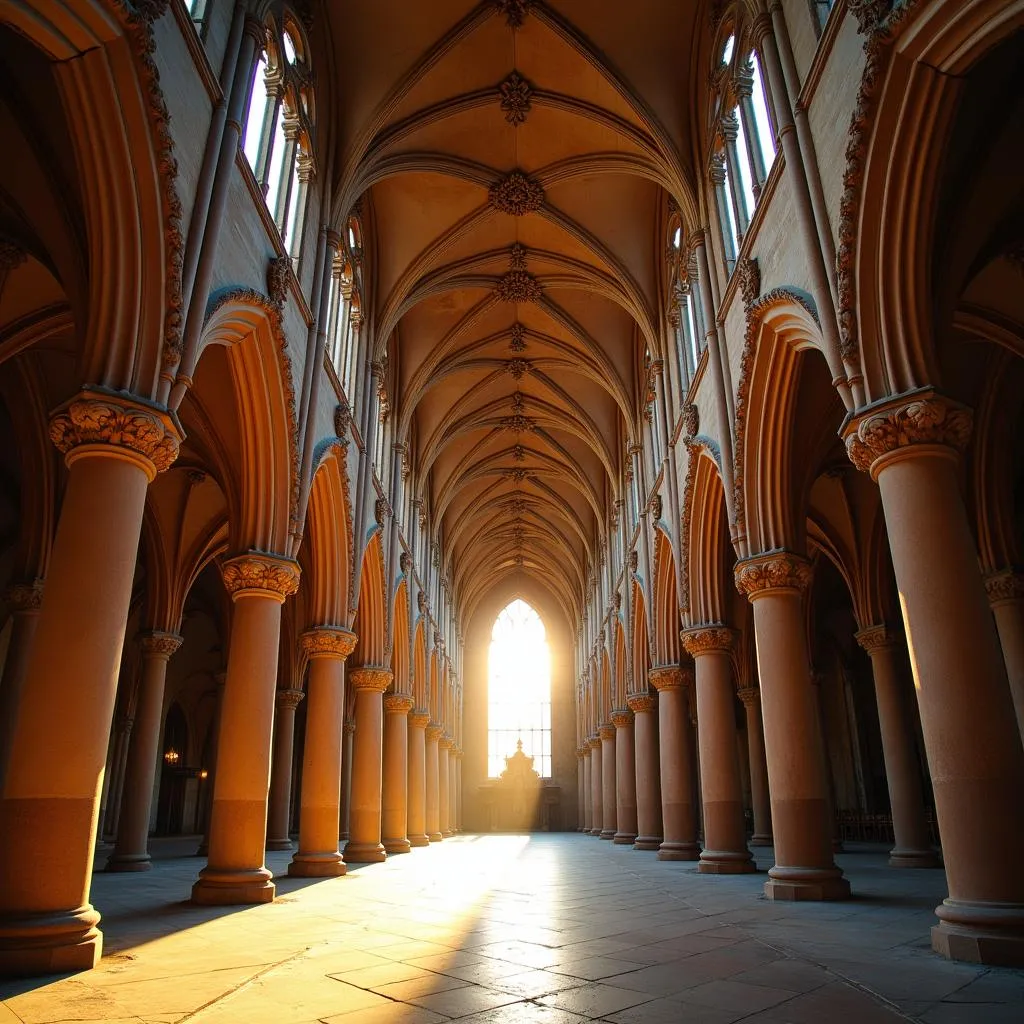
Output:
[600, 648, 612, 725]
[685, 447, 731, 627]
[352, 530, 387, 667]
[630, 581, 650, 693]
[412, 617, 427, 709]
[652, 527, 681, 665]
[613, 619, 628, 708]
[303, 441, 353, 626]
[428, 646, 439, 722]
[391, 579, 410, 692]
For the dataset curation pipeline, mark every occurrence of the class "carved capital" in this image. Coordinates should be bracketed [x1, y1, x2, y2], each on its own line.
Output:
[681, 626, 735, 657]
[855, 625, 899, 655]
[734, 551, 812, 598]
[343, 717, 356, 735]
[384, 693, 414, 714]
[626, 692, 657, 714]
[439, 735, 454, 749]
[985, 569, 1024, 606]
[576, 746, 588, 759]
[5, 579, 44, 612]
[140, 631, 183, 659]
[221, 553, 301, 601]
[426, 723, 443, 740]
[301, 626, 358, 660]
[586, 735, 601, 750]
[598, 723, 615, 741]
[649, 665, 690, 692]
[737, 687, 760, 710]
[348, 667, 393, 692]
[276, 688, 305, 710]
[49, 389, 182, 477]
[610, 708, 633, 728]
[843, 391, 972, 477]
[409, 710, 430, 728]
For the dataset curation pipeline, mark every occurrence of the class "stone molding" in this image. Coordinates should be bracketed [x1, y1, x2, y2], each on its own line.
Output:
[610, 708, 633, 728]
[854, 625, 898, 655]
[49, 390, 182, 476]
[681, 625, 735, 657]
[985, 570, 1024, 606]
[734, 551, 812, 598]
[649, 665, 688, 692]
[843, 390, 972, 478]
[275, 688, 305, 710]
[221, 553, 301, 600]
[5, 579, 44, 612]
[626, 692, 657, 714]
[140, 631, 183, 658]
[301, 626, 358, 660]
[348, 667, 393, 693]
[384, 694, 414, 714]
[598, 724, 615, 741]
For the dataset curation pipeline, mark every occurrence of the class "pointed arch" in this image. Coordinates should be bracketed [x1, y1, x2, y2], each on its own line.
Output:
[412, 617, 428, 709]
[391, 579, 411, 693]
[352, 531, 387, 666]
[304, 442, 353, 625]
[652, 528, 681, 665]
[630, 581, 650, 694]
[686, 448, 731, 626]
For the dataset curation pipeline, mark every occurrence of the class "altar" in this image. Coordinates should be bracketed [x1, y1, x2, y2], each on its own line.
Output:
[477, 739, 562, 832]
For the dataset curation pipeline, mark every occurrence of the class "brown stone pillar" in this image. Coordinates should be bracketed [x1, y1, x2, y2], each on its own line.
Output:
[683, 629, 755, 873]
[450, 747, 460, 833]
[102, 714, 133, 841]
[192, 553, 300, 905]
[738, 687, 772, 845]
[0, 580, 43, 792]
[650, 667, 700, 861]
[581, 745, 592, 832]
[407, 710, 430, 846]
[0, 390, 180, 975]
[588, 735, 603, 835]
[382, 694, 413, 854]
[344, 667, 391, 863]
[855, 626, 937, 868]
[289, 627, 356, 877]
[340, 717, 354, 840]
[628, 692, 662, 851]
[266, 688, 304, 851]
[425, 723, 442, 841]
[438, 736, 452, 837]
[846, 393, 1024, 962]
[599, 724, 616, 839]
[107, 632, 184, 871]
[735, 552, 849, 900]
[985, 570, 1024, 745]
[611, 709, 637, 844]
[197, 671, 226, 857]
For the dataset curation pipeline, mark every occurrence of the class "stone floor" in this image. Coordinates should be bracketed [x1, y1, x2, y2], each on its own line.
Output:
[2, 834, 1023, 1023]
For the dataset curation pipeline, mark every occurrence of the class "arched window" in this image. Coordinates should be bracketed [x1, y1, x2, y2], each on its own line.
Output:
[185, 0, 210, 36]
[242, 13, 315, 261]
[810, 0, 837, 34]
[324, 216, 363, 401]
[667, 222, 707, 398]
[488, 600, 552, 778]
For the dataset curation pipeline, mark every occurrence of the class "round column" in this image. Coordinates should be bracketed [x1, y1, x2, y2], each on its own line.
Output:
[266, 688, 304, 850]
[650, 667, 700, 861]
[581, 745, 592, 832]
[0, 580, 43, 792]
[425, 723, 442, 841]
[738, 687, 772, 846]
[0, 390, 180, 975]
[450, 747, 461, 832]
[588, 735, 603, 835]
[382, 694, 413, 854]
[344, 667, 391, 863]
[855, 626, 937, 867]
[611, 709, 637, 844]
[683, 629, 755, 874]
[599, 724, 616, 839]
[846, 393, 1024, 963]
[735, 552, 849, 901]
[627, 692, 662, 851]
[407, 710, 430, 846]
[107, 632, 184, 871]
[340, 717, 355, 840]
[985, 570, 1024, 745]
[197, 672, 226, 856]
[192, 553, 300, 905]
[289, 627, 356, 877]
[438, 736, 452, 837]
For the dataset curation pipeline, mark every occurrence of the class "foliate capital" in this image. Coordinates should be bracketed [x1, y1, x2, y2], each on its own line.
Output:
[649, 665, 689, 692]
[49, 389, 183, 478]
[681, 626, 735, 657]
[384, 693, 414, 714]
[426, 723, 444, 740]
[5, 579, 44, 612]
[409, 710, 431, 728]
[439, 735, 454, 749]
[843, 390, 972, 478]
[626, 692, 657, 714]
[275, 688, 305, 710]
[854, 625, 898, 655]
[985, 569, 1024, 606]
[598, 723, 615, 741]
[737, 686, 760, 710]
[587, 735, 601, 750]
[221, 553, 301, 601]
[140, 631, 183, 659]
[301, 626, 357, 660]
[348, 667, 393, 693]
[734, 551, 812, 599]
[610, 708, 633, 728]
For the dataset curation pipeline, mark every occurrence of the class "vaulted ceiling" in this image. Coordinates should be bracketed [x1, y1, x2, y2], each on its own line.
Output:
[327, 0, 705, 628]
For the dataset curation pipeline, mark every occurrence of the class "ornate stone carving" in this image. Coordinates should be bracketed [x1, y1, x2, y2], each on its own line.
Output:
[400, 551, 412, 574]
[511, 444, 526, 462]
[649, 665, 688, 691]
[140, 631, 183, 658]
[49, 390, 182, 475]
[502, 413, 535, 433]
[494, 0, 532, 28]
[384, 693, 414, 713]
[348, 667, 393, 692]
[375, 496, 392, 525]
[267, 255, 292, 309]
[509, 322, 527, 351]
[5, 579, 44, 612]
[649, 494, 662, 521]
[984, 570, 1024, 606]
[275, 688, 305, 710]
[612, 590, 621, 613]
[737, 687, 760, 709]
[598, 724, 615, 741]
[490, 171, 544, 216]
[626, 692, 657, 714]
[417, 591, 428, 613]
[737, 256, 760, 311]
[0, 240, 26, 271]
[497, 270, 542, 303]
[734, 552, 812, 597]
[682, 403, 699, 440]
[854, 625, 897, 655]
[506, 359, 530, 380]
[409, 710, 430, 728]
[301, 626, 358, 659]
[221, 553, 301, 599]
[504, 468, 529, 483]
[844, 392, 973, 475]
[681, 626, 734, 657]
[610, 708, 633, 728]
[499, 70, 532, 126]
[628, 550, 638, 573]
[334, 403, 351, 442]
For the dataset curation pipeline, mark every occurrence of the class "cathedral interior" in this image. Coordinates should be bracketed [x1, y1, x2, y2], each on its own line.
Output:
[1, 0, 1024, 1019]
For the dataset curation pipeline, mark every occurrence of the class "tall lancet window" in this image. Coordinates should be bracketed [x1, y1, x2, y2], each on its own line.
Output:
[488, 600, 552, 778]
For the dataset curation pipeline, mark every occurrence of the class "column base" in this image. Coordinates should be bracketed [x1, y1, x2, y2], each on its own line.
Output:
[442, 829, 453, 838]
[633, 835, 662, 851]
[0, 905, 101, 978]
[344, 841, 386, 863]
[699, 850, 756, 874]
[191, 868, 275, 905]
[613, 831, 637, 845]
[932, 900, 1024, 966]
[104, 852, 152, 872]
[749, 833, 773, 846]
[889, 847, 941, 869]
[658, 841, 700, 862]
[588, 828, 602, 836]
[288, 852, 346, 878]
[428, 831, 443, 842]
[266, 838, 294, 852]
[384, 838, 412, 854]
[409, 834, 430, 847]
[599, 829, 615, 840]
[765, 865, 850, 901]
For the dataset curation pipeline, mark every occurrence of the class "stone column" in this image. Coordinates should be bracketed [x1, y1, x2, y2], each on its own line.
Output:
[735, 552, 849, 901]
[611, 709, 637, 844]
[192, 553, 300, 905]
[450, 747, 460, 833]
[438, 736, 452, 837]
[855, 626, 937, 868]
[340, 717, 354, 840]
[738, 687, 772, 846]
[107, 632, 184, 871]
[266, 688, 304, 851]
[102, 715, 133, 841]
[846, 392, 1024, 962]
[599, 724, 616, 839]
[197, 672, 227, 856]
[588, 735, 603, 835]
[407, 710, 430, 846]
[0, 580, 43, 791]
[650, 667, 700, 861]
[985, 570, 1024, 744]
[627, 692, 662, 851]
[0, 390, 180, 975]
[344, 667, 391, 863]
[382, 694, 413, 854]
[425, 723, 442, 841]
[683, 628, 755, 873]
[289, 627, 356, 877]
[581, 745, 592, 832]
